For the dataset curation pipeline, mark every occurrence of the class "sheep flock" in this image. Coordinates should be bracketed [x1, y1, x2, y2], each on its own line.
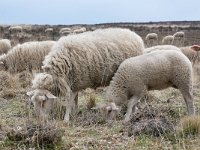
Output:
[1, 24, 200, 149]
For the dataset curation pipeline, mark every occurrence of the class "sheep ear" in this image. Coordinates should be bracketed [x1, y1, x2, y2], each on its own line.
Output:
[0, 61, 4, 65]
[45, 92, 57, 99]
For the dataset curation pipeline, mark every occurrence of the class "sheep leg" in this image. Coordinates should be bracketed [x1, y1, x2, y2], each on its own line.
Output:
[180, 89, 195, 116]
[63, 92, 78, 123]
[124, 96, 140, 123]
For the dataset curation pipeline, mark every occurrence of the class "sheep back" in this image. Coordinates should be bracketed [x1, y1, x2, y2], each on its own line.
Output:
[42, 28, 144, 95]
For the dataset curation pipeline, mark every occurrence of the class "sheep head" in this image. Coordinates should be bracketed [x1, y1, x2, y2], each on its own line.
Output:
[26, 89, 57, 121]
[92, 102, 120, 121]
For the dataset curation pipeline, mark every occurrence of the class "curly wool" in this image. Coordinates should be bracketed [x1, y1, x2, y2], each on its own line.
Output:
[0, 39, 11, 54]
[35, 28, 145, 96]
[0, 41, 55, 73]
[106, 50, 194, 116]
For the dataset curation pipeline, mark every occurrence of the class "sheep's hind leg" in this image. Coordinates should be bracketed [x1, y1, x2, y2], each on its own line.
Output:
[124, 96, 141, 123]
[180, 88, 195, 116]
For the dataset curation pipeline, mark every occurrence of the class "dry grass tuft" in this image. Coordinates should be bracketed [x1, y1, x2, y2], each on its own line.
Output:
[5, 123, 63, 149]
[84, 89, 97, 109]
[177, 116, 200, 137]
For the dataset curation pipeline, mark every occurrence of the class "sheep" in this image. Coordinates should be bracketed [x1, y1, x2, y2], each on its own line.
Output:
[173, 31, 185, 47]
[0, 41, 56, 73]
[73, 27, 87, 34]
[59, 28, 71, 34]
[145, 33, 158, 47]
[98, 50, 194, 123]
[0, 39, 11, 54]
[45, 28, 53, 33]
[26, 28, 145, 123]
[8, 26, 23, 33]
[161, 35, 174, 45]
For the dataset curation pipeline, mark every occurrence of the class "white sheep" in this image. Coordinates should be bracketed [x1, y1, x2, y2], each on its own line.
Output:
[100, 50, 194, 122]
[145, 33, 158, 47]
[162, 35, 174, 45]
[73, 27, 87, 34]
[173, 31, 185, 47]
[0, 41, 55, 73]
[59, 27, 71, 34]
[9, 26, 23, 33]
[45, 28, 53, 33]
[26, 28, 145, 123]
[0, 39, 11, 54]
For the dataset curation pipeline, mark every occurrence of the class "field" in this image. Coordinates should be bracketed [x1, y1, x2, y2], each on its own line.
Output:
[0, 22, 200, 150]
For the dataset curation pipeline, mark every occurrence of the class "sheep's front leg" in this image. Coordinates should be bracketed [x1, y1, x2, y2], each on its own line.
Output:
[63, 92, 78, 123]
[124, 96, 140, 123]
[64, 102, 72, 123]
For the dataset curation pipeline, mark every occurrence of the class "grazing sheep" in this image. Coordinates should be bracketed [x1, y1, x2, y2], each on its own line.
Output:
[27, 28, 145, 123]
[45, 28, 53, 33]
[145, 33, 158, 47]
[180, 45, 200, 65]
[73, 27, 86, 34]
[144, 45, 181, 54]
[59, 27, 71, 33]
[162, 35, 174, 45]
[0, 41, 55, 73]
[0, 39, 11, 54]
[173, 31, 185, 47]
[101, 50, 194, 122]
[9, 26, 22, 33]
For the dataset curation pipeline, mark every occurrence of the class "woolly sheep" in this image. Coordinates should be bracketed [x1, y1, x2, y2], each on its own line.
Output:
[73, 27, 87, 34]
[173, 31, 185, 47]
[45, 28, 53, 33]
[180, 46, 200, 64]
[0, 39, 11, 55]
[27, 28, 145, 123]
[145, 33, 158, 47]
[100, 50, 194, 122]
[162, 35, 174, 45]
[9, 26, 22, 33]
[59, 28, 71, 34]
[0, 41, 56, 73]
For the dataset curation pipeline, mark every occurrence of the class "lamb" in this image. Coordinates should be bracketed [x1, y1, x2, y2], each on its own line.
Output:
[161, 35, 174, 45]
[99, 50, 194, 123]
[173, 31, 185, 47]
[0, 39, 11, 55]
[73, 27, 87, 34]
[145, 33, 158, 47]
[26, 28, 145, 123]
[0, 41, 56, 73]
